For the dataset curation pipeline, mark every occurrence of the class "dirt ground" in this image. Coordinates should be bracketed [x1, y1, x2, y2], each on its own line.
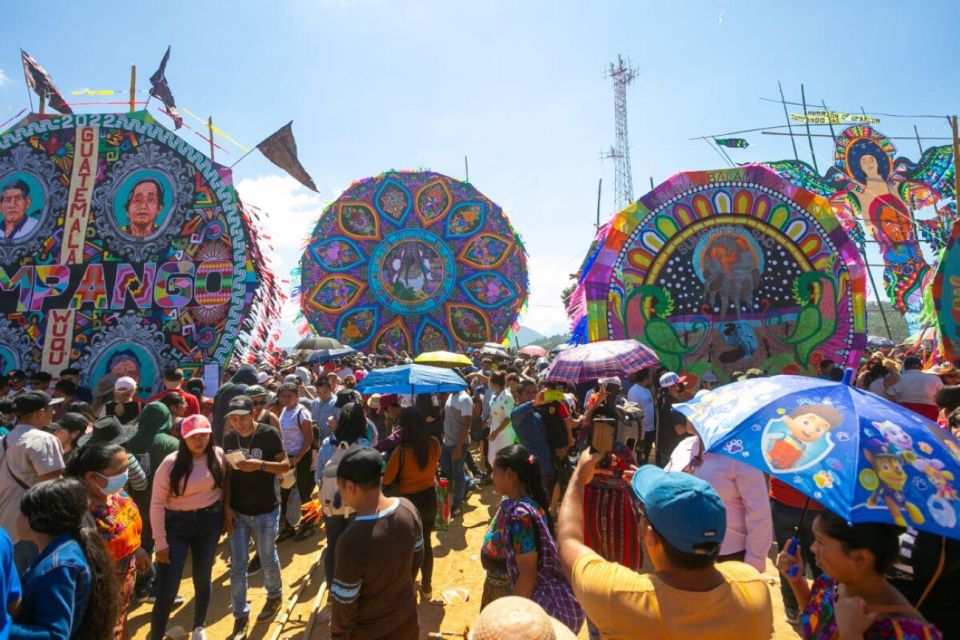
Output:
[129, 483, 804, 640]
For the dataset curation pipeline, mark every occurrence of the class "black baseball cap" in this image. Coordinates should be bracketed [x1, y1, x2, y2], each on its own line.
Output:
[51, 412, 88, 434]
[12, 391, 62, 416]
[336, 447, 384, 485]
[7, 370, 25, 381]
[226, 395, 254, 417]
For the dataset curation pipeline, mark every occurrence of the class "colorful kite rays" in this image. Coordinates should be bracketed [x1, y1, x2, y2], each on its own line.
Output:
[570, 165, 868, 382]
[0, 111, 280, 394]
[299, 171, 528, 353]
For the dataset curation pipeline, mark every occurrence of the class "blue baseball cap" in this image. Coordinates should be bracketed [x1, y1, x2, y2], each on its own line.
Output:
[630, 465, 726, 555]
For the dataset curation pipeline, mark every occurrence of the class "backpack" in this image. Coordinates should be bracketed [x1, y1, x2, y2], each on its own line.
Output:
[318, 440, 362, 517]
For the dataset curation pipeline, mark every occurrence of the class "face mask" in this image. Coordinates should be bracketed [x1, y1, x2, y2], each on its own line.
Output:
[99, 470, 128, 495]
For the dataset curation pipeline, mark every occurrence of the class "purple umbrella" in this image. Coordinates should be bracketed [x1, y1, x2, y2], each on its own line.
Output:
[543, 339, 659, 384]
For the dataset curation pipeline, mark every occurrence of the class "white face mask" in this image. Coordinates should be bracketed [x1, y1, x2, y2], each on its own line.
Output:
[98, 470, 128, 495]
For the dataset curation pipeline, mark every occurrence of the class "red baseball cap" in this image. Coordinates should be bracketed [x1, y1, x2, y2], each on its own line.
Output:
[181, 414, 212, 439]
[379, 394, 400, 414]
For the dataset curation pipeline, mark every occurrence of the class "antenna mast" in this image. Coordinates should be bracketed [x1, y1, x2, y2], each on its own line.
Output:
[602, 55, 638, 211]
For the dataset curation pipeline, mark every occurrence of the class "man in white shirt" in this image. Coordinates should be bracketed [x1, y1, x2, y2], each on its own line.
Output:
[627, 369, 656, 465]
[0, 391, 64, 572]
[486, 372, 516, 468]
[441, 386, 473, 516]
[885, 355, 943, 421]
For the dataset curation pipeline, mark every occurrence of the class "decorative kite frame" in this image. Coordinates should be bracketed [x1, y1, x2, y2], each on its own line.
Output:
[299, 170, 528, 353]
[573, 165, 867, 382]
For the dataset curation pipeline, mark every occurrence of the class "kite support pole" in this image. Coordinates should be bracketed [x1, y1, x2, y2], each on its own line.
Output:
[129, 65, 136, 112]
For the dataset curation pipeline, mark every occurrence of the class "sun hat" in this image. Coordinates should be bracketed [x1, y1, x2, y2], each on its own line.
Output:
[630, 465, 726, 555]
[77, 415, 137, 447]
[469, 595, 576, 640]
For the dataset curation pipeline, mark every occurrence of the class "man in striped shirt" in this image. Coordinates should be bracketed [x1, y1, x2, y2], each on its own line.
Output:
[330, 447, 423, 640]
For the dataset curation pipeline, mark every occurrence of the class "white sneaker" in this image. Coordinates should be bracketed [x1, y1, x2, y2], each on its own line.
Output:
[191, 628, 206, 640]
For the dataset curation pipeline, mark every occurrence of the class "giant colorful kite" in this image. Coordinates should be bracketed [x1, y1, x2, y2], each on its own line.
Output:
[569, 165, 867, 382]
[0, 111, 279, 394]
[768, 126, 956, 336]
[299, 171, 528, 353]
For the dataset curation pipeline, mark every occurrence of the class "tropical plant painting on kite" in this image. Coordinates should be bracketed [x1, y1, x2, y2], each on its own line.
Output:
[570, 165, 867, 384]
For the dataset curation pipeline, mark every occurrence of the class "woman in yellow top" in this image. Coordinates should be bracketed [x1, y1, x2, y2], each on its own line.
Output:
[382, 407, 441, 598]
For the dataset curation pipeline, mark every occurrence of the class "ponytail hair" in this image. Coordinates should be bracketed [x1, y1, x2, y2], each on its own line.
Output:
[493, 444, 554, 534]
[19, 479, 119, 639]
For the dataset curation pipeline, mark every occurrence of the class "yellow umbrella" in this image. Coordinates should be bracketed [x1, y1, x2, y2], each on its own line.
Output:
[414, 351, 473, 368]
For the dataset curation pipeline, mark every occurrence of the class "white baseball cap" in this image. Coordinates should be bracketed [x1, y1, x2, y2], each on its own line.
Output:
[659, 372, 687, 387]
[114, 376, 137, 392]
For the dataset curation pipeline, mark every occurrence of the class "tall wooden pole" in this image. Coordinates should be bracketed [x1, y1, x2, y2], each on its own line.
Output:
[464, 156, 469, 182]
[821, 100, 837, 141]
[38, 90, 45, 117]
[208, 116, 215, 162]
[913, 124, 924, 156]
[129, 65, 136, 112]
[778, 81, 799, 161]
[800, 84, 818, 173]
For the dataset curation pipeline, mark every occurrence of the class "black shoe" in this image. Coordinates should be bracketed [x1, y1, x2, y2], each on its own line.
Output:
[294, 522, 315, 541]
[256, 595, 283, 623]
[276, 525, 296, 543]
[246, 554, 261, 577]
[230, 615, 248, 640]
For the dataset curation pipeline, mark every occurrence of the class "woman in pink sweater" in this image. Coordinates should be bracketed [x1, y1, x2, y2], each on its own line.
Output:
[149, 415, 226, 640]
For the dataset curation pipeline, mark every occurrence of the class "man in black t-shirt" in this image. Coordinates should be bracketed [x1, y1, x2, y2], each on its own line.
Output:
[223, 395, 291, 640]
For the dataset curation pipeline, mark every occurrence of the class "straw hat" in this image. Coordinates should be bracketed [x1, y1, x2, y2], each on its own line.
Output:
[469, 596, 577, 640]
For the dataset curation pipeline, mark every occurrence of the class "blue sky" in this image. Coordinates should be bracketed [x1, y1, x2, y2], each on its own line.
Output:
[5, 0, 959, 344]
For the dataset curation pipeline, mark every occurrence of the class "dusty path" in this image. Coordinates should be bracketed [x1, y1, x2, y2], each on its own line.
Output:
[129, 484, 803, 639]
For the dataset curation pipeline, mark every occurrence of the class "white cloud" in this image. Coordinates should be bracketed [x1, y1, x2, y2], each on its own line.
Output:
[519, 254, 578, 338]
[236, 174, 328, 347]
[0, 69, 8, 87]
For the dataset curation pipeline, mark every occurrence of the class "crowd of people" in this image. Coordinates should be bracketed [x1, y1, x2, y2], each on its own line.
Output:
[0, 344, 956, 639]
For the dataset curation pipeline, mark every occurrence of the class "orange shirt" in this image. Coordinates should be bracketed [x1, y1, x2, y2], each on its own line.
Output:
[382, 438, 441, 495]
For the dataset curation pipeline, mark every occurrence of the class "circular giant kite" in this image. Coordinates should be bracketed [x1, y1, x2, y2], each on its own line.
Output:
[299, 171, 528, 353]
[0, 111, 273, 394]
[571, 165, 867, 382]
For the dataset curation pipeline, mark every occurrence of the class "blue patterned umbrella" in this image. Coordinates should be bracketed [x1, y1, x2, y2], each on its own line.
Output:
[675, 373, 960, 539]
[355, 364, 468, 395]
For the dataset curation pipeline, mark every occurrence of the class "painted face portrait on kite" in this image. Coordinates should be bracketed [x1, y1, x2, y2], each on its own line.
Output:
[0, 178, 40, 242]
[121, 178, 166, 238]
[846, 139, 892, 184]
[108, 350, 141, 382]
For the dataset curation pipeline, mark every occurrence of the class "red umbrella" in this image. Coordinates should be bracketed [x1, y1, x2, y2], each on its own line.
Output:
[519, 345, 548, 357]
[544, 339, 659, 384]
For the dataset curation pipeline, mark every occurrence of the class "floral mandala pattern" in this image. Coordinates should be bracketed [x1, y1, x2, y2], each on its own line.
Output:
[300, 171, 528, 352]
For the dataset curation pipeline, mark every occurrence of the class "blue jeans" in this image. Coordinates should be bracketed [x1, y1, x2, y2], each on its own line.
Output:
[440, 443, 467, 511]
[322, 514, 354, 584]
[230, 507, 283, 618]
[150, 504, 223, 639]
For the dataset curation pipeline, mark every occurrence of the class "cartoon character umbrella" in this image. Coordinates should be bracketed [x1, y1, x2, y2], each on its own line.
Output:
[543, 339, 659, 384]
[675, 373, 960, 539]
